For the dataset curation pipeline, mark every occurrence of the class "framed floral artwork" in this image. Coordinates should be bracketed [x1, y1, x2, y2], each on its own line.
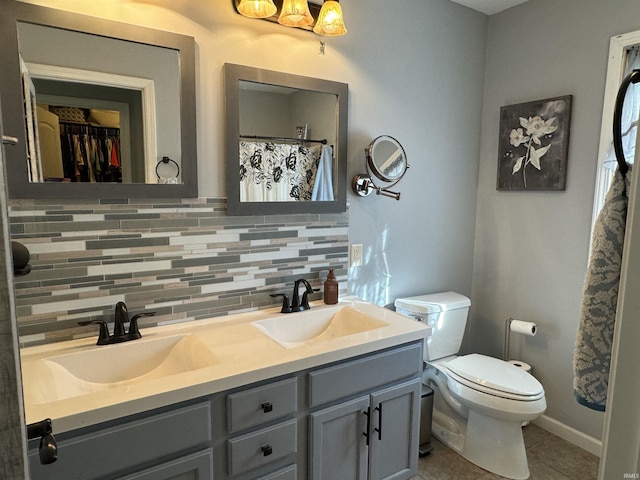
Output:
[497, 95, 572, 190]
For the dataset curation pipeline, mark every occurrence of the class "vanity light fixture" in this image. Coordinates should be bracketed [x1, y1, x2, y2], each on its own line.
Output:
[313, 0, 347, 36]
[236, 0, 278, 18]
[234, 0, 347, 36]
[278, 0, 314, 27]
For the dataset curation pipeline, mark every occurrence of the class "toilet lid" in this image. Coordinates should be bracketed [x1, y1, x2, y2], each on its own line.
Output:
[445, 354, 543, 398]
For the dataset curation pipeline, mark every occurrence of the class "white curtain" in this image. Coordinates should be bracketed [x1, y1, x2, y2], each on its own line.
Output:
[239, 141, 323, 202]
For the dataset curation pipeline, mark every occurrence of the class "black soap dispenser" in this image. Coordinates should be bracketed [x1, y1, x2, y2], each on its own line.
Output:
[323, 268, 339, 305]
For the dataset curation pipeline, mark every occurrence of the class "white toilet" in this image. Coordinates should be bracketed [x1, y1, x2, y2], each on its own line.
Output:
[395, 292, 546, 480]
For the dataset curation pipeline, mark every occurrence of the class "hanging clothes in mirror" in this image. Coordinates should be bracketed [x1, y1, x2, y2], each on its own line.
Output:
[58, 122, 122, 183]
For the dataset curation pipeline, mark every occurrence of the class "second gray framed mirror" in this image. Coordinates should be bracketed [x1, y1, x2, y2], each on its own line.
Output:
[225, 63, 348, 215]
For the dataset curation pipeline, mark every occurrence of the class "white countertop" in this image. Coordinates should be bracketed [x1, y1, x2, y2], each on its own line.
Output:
[20, 297, 429, 434]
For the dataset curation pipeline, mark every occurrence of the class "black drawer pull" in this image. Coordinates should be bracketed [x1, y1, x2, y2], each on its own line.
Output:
[261, 444, 273, 456]
[261, 401, 273, 413]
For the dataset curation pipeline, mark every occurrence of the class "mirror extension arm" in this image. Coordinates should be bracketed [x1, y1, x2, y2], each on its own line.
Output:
[352, 174, 402, 200]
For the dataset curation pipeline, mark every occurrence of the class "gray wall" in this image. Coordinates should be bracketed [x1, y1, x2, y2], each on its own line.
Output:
[346, 0, 487, 306]
[470, 0, 640, 440]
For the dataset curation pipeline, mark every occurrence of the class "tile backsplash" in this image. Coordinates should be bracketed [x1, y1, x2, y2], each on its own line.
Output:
[9, 197, 348, 347]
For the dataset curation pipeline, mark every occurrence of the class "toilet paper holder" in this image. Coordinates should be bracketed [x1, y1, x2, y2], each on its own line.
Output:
[503, 317, 537, 361]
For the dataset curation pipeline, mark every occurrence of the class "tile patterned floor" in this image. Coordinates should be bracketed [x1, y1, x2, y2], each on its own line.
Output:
[412, 423, 599, 480]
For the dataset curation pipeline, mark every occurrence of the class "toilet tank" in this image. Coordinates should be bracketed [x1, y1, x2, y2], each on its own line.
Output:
[394, 292, 470, 361]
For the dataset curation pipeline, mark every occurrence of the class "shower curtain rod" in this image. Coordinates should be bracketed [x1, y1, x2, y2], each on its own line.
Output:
[240, 134, 327, 145]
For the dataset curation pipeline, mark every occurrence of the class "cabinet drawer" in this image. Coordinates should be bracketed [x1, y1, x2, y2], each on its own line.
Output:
[119, 448, 213, 479]
[227, 377, 297, 433]
[28, 402, 211, 480]
[227, 419, 297, 476]
[308, 342, 422, 407]
[256, 464, 297, 480]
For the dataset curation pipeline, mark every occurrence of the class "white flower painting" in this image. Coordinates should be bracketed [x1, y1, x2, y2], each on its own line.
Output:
[497, 96, 572, 190]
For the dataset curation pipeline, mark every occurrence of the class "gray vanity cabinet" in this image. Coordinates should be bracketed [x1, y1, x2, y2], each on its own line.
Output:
[308, 343, 423, 480]
[27, 341, 423, 480]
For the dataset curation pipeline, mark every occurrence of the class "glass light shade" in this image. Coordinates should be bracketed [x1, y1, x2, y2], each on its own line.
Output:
[278, 0, 314, 27]
[313, 0, 347, 36]
[237, 0, 277, 18]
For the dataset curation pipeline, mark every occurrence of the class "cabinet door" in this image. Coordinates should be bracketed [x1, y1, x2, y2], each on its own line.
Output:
[118, 448, 213, 480]
[309, 396, 370, 480]
[368, 379, 421, 480]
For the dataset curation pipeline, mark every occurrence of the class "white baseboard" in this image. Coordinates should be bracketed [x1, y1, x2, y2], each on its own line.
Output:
[532, 415, 602, 457]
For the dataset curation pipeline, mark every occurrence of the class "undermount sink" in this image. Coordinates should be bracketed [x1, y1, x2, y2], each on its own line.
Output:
[22, 334, 218, 404]
[252, 305, 389, 348]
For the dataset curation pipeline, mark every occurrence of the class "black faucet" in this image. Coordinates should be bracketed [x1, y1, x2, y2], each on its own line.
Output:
[78, 301, 156, 345]
[271, 279, 316, 313]
[292, 278, 314, 312]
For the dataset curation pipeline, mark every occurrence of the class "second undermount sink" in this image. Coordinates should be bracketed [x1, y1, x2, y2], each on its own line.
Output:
[22, 334, 219, 404]
[252, 305, 389, 348]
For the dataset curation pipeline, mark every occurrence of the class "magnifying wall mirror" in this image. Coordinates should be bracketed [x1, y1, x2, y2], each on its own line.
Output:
[353, 135, 409, 200]
[225, 63, 348, 215]
[0, 1, 197, 199]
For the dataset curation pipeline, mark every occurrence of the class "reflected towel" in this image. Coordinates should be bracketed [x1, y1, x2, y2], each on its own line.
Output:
[573, 167, 630, 411]
[312, 145, 334, 201]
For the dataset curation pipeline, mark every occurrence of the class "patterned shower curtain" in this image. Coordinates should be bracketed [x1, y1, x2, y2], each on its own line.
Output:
[239, 141, 324, 202]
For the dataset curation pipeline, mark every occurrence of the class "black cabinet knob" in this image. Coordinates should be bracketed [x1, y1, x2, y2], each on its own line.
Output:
[261, 401, 273, 413]
[261, 444, 273, 456]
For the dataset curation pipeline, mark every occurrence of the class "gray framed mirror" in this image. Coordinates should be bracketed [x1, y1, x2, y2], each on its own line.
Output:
[0, 1, 198, 199]
[225, 63, 348, 215]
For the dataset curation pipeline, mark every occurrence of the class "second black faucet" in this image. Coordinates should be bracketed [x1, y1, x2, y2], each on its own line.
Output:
[79, 301, 155, 345]
[270, 278, 317, 313]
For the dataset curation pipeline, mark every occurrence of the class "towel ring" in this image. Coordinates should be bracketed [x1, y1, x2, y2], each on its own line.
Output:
[156, 156, 180, 184]
[613, 69, 640, 177]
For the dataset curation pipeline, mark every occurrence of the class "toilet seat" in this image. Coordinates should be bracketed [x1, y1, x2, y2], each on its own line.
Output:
[443, 354, 544, 401]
